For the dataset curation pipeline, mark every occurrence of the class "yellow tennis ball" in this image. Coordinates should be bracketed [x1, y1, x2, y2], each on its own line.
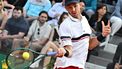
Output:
[22, 52, 30, 60]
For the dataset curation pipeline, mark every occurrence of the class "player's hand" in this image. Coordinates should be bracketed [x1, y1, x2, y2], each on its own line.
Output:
[56, 48, 66, 57]
[102, 21, 111, 37]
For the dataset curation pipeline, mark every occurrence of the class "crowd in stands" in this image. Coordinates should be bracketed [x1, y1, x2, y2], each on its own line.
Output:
[0, 0, 122, 69]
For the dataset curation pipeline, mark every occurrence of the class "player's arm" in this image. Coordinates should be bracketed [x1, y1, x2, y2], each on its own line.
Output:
[56, 45, 72, 57]
[89, 21, 111, 50]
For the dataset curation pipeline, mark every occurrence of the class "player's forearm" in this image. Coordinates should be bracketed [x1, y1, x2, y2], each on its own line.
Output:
[56, 45, 72, 57]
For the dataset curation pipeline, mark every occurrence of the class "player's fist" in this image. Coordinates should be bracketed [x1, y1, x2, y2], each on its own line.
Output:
[56, 48, 66, 57]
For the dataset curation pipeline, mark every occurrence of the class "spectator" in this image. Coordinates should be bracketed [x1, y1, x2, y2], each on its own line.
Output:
[107, 42, 122, 69]
[87, 3, 109, 61]
[48, 0, 67, 27]
[0, 7, 29, 49]
[23, 0, 51, 25]
[89, 3, 109, 35]
[0, 1, 8, 30]
[110, 0, 122, 38]
[83, 0, 97, 18]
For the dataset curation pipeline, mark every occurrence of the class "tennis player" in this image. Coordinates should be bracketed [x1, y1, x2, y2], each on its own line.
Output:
[55, 0, 111, 69]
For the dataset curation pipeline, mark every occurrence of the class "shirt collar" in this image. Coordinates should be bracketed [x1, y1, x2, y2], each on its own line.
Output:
[69, 14, 82, 22]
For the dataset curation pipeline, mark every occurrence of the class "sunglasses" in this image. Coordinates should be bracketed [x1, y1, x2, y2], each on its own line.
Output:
[37, 28, 40, 35]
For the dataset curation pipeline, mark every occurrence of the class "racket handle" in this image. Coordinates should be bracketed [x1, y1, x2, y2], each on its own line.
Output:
[47, 52, 57, 56]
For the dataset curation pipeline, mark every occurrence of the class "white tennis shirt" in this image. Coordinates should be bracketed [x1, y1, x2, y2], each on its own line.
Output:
[55, 15, 92, 68]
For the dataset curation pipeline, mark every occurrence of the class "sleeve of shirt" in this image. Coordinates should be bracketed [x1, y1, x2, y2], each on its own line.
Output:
[23, 0, 30, 11]
[19, 20, 29, 35]
[59, 21, 72, 47]
[43, 1, 52, 12]
[48, 3, 58, 18]
[27, 20, 37, 37]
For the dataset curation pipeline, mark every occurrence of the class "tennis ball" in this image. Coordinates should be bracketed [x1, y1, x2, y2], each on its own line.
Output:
[22, 52, 30, 60]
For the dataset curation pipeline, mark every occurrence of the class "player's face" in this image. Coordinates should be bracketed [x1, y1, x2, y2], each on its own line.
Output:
[65, 3, 81, 18]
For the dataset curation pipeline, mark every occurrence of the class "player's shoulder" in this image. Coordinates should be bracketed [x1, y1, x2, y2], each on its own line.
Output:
[61, 17, 71, 25]
[59, 17, 71, 29]
[82, 16, 88, 21]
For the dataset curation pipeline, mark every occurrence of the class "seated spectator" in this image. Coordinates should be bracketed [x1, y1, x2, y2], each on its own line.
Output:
[110, 0, 122, 38]
[87, 4, 109, 61]
[89, 3, 109, 36]
[48, 0, 67, 27]
[0, 1, 8, 30]
[23, 0, 51, 26]
[0, 7, 29, 49]
[83, 0, 97, 18]
[107, 42, 122, 69]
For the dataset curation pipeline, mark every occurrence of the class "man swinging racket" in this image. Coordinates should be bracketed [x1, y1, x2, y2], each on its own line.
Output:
[55, 0, 111, 69]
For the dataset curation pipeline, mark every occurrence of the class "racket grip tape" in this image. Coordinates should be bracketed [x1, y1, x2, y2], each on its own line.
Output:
[47, 52, 57, 56]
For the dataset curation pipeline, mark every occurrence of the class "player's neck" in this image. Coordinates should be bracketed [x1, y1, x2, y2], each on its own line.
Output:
[77, 15, 82, 20]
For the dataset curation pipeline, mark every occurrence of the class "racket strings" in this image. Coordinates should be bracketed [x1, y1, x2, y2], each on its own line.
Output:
[6, 50, 34, 69]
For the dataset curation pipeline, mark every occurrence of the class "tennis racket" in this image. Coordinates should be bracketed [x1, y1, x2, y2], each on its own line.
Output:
[6, 48, 57, 69]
